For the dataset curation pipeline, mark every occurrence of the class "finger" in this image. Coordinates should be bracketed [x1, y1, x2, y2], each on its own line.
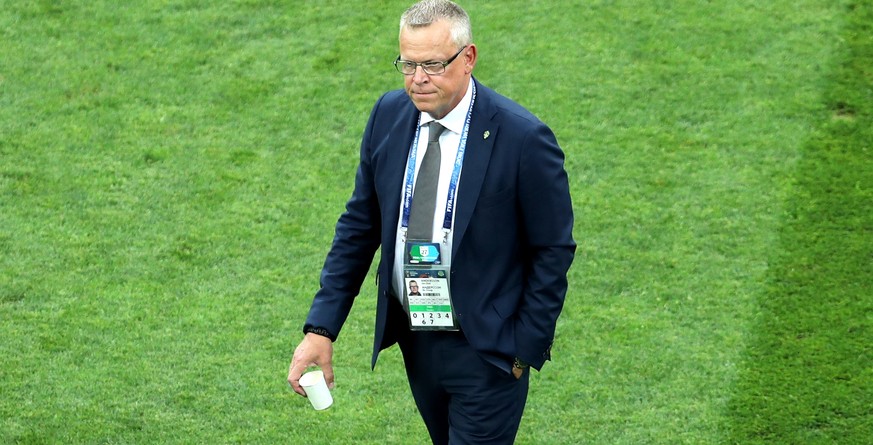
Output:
[321, 363, 336, 389]
[287, 362, 308, 397]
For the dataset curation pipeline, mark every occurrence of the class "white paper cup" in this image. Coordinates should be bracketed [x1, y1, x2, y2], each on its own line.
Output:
[299, 370, 333, 410]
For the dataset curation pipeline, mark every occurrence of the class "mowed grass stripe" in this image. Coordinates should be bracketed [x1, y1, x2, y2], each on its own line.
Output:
[727, 2, 873, 443]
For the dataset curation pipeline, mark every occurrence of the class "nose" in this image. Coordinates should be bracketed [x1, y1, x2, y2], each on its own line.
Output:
[412, 65, 430, 84]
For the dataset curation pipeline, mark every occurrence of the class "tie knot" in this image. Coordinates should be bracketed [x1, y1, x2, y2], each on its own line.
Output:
[428, 121, 445, 143]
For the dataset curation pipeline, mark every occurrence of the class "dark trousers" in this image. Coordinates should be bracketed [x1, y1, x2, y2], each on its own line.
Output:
[397, 328, 530, 445]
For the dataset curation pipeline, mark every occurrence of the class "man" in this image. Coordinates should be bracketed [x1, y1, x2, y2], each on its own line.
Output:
[408, 280, 422, 296]
[287, 1, 575, 443]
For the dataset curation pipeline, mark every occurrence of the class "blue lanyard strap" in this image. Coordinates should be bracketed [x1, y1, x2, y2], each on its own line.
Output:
[401, 82, 477, 240]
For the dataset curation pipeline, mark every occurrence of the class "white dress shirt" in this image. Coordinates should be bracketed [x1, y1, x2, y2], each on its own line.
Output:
[392, 78, 475, 302]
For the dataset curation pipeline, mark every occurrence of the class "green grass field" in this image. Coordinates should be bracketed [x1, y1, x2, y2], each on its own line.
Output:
[1, 1, 870, 443]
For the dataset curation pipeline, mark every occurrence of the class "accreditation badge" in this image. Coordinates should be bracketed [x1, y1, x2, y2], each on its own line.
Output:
[403, 241, 458, 331]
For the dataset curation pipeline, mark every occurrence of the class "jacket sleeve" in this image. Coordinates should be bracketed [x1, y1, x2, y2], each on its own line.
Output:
[514, 121, 576, 370]
[303, 95, 387, 339]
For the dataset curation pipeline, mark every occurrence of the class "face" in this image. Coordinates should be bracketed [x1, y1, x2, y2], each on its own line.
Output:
[399, 20, 476, 119]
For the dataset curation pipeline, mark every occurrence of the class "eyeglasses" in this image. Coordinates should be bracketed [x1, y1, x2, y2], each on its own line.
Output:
[394, 46, 467, 76]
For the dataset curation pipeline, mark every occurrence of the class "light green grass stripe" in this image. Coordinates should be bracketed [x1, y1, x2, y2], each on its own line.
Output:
[727, 2, 873, 443]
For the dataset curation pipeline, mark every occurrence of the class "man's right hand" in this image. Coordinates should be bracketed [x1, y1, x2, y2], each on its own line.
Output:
[287, 333, 335, 397]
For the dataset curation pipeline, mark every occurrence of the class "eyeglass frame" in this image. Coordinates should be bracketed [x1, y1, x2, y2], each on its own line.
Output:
[394, 45, 468, 76]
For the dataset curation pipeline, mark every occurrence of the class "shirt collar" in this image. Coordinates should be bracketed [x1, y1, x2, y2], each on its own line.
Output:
[420, 77, 474, 134]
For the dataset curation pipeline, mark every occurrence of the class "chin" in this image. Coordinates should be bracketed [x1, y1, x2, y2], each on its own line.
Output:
[412, 101, 434, 114]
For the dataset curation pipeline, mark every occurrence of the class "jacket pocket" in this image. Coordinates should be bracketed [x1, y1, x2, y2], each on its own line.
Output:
[491, 294, 519, 320]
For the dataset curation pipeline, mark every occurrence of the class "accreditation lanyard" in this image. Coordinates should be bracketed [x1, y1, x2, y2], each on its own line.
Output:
[401, 82, 477, 244]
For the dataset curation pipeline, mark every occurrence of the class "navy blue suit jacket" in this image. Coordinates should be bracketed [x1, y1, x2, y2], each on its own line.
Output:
[305, 78, 575, 372]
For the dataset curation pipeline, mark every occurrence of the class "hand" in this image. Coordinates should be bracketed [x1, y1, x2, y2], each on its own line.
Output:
[287, 333, 335, 396]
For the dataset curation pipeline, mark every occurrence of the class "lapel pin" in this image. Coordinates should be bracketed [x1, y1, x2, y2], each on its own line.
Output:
[483, 130, 490, 140]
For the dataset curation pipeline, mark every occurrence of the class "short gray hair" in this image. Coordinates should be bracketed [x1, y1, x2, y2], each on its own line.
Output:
[400, 0, 472, 48]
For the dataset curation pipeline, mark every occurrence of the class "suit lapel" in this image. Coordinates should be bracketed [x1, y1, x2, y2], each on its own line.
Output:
[451, 80, 498, 259]
[379, 102, 419, 256]
[376, 81, 498, 260]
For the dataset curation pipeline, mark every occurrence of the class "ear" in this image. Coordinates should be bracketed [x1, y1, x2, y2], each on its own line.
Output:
[464, 44, 478, 74]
